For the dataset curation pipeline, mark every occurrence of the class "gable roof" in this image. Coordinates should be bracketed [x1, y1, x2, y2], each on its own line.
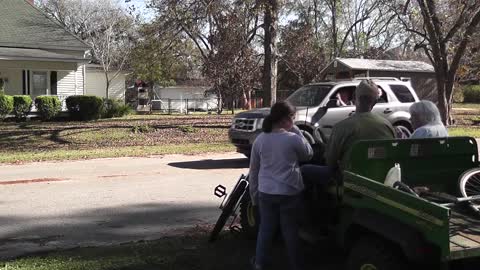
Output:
[0, 0, 89, 51]
[333, 58, 435, 73]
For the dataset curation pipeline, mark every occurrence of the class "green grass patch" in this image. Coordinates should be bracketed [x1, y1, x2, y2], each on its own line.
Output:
[453, 103, 480, 110]
[0, 143, 235, 164]
[0, 114, 233, 163]
[449, 127, 480, 138]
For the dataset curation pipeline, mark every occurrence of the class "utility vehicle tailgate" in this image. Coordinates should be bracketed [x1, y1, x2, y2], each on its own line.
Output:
[449, 208, 480, 260]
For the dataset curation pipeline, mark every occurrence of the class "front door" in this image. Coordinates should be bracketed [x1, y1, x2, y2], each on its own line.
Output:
[32, 71, 48, 98]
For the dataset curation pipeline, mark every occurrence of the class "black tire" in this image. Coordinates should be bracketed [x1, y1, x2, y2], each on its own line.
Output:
[394, 123, 413, 139]
[240, 192, 259, 239]
[301, 129, 316, 145]
[209, 180, 248, 242]
[346, 236, 408, 270]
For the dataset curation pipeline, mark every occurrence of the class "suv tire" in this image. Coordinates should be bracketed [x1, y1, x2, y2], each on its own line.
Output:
[346, 236, 408, 270]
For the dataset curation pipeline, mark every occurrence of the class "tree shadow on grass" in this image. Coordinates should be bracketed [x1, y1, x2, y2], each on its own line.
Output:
[4, 224, 344, 270]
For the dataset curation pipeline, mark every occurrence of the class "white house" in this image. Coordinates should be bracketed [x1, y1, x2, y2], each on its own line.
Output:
[0, 0, 89, 105]
[152, 81, 217, 112]
[85, 64, 127, 100]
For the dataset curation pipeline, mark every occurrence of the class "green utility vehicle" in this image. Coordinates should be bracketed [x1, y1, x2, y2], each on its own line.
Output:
[210, 137, 480, 269]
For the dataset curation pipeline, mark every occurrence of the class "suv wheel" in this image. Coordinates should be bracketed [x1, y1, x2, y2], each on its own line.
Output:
[393, 123, 412, 138]
[346, 236, 408, 270]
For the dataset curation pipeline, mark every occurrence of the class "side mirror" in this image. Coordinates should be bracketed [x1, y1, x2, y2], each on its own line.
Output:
[326, 99, 338, 108]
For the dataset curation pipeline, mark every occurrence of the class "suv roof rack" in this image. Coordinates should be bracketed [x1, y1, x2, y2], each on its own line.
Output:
[352, 77, 400, 81]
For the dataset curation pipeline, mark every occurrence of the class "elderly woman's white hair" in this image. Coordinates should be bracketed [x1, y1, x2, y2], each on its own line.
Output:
[409, 100, 442, 128]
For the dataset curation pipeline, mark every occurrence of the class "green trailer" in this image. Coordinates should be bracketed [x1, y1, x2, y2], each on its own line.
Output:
[338, 137, 480, 269]
[210, 136, 480, 269]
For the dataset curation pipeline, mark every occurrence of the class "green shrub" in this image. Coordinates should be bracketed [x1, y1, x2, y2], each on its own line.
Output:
[131, 124, 154, 134]
[102, 98, 132, 118]
[178, 125, 197, 133]
[12, 95, 32, 121]
[66, 95, 103, 121]
[35, 96, 61, 121]
[453, 86, 464, 103]
[463, 85, 480, 103]
[0, 94, 13, 119]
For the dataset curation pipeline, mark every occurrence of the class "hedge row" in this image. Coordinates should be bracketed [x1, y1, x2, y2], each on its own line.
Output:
[0, 94, 131, 122]
[463, 85, 480, 103]
[66, 96, 131, 121]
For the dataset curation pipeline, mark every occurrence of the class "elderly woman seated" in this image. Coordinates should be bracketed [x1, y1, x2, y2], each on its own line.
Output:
[409, 100, 448, 138]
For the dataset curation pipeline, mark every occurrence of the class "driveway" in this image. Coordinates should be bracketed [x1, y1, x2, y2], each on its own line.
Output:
[0, 153, 249, 259]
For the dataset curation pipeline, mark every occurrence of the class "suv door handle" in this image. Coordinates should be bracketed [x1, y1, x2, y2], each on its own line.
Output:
[348, 111, 355, 116]
[383, 108, 393, 114]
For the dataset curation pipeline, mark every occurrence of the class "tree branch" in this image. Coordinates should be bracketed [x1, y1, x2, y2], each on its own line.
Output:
[449, 7, 480, 79]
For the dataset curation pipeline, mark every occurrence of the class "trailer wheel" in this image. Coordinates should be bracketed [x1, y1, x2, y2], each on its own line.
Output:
[459, 168, 480, 213]
[346, 236, 408, 270]
[240, 192, 259, 239]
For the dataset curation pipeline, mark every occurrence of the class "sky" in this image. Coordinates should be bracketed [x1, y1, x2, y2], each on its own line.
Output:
[121, 0, 155, 22]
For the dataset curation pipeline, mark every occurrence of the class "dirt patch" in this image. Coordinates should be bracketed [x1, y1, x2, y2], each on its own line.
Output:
[0, 178, 68, 185]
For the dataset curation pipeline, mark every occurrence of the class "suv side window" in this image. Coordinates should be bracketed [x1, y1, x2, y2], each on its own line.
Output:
[329, 86, 356, 107]
[378, 87, 388, 103]
[390, 85, 415, 103]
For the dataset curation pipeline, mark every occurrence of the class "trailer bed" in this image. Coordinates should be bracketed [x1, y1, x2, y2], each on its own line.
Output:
[449, 207, 480, 259]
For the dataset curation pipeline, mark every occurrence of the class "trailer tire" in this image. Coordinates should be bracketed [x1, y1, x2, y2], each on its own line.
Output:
[346, 236, 408, 270]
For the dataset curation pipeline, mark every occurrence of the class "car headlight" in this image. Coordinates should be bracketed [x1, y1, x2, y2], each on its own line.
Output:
[231, 118, 237, 129]
[256, 118, 264, 129]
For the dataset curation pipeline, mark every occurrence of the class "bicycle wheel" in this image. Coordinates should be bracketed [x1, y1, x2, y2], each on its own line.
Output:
[209, 179, 248, 242]
[459, 168, 480, 212]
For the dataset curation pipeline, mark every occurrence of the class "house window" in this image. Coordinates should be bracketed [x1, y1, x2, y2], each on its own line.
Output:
[32, 71, 48, 97]
[50, 71, 57, 95]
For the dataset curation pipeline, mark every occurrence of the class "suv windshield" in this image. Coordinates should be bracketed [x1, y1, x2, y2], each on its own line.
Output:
[286, 85, 332, 107]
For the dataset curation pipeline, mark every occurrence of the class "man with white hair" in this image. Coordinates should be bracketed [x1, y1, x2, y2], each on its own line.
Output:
[409, 100, 448, 138]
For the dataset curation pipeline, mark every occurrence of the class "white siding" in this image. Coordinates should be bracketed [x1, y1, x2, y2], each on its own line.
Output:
[85, 70, 126, 100]
[57, 65, 84, 96]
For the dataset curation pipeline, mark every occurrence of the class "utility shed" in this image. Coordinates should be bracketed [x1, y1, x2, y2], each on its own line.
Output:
[320, 58, 437, 101]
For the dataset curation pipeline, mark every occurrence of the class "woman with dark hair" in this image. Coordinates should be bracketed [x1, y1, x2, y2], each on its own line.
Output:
[249, 101, 313, 270]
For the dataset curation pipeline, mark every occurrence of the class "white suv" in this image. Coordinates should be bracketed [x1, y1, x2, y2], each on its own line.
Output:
[229, 78, 419, 157]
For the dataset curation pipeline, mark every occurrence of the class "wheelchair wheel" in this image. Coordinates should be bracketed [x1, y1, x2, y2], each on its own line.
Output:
[459, 168, 480, 212]
[209, 179, 248, 242]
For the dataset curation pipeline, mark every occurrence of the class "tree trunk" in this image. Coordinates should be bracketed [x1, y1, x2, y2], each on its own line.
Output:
[262, 0, 278, 107]
[104, 72, 110, 99]
[332, 0, 338, 58]
[216, 89, 223, 115]
[435, 64, 456, 125]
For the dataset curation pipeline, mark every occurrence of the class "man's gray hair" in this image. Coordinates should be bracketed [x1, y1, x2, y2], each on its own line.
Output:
[409, 100, 442, 126]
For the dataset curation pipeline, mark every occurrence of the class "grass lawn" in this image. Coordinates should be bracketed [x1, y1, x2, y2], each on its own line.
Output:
[0, 227, 340, 270]
[0, 114, 235, 164]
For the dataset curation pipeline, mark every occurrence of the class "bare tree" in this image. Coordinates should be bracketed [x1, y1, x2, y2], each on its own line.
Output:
[38, 0, 136, 99]
[150, 0, 262, 112]
[262, 0, 280, 106]
[393, 0, 480, 124]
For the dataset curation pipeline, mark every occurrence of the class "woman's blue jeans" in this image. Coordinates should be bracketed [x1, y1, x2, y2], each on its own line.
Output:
[255, 192, 303, 270]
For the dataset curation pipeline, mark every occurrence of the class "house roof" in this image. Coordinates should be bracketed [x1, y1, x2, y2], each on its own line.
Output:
[0, 0, 89, 51]
[329, 58, 435, 73]
[0, 47, 88, 62]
